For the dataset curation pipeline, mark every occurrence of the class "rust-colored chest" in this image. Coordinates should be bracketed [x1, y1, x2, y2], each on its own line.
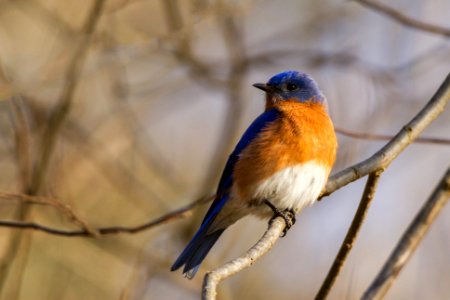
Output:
[233, 101, 337, 198]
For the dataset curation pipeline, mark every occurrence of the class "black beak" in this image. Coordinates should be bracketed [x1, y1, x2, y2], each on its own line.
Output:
[252, 83, 271, 92]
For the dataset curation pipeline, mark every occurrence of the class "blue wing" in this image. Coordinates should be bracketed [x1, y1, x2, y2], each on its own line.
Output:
[201, 108, 280, 226]
[171, 108, 280, 278]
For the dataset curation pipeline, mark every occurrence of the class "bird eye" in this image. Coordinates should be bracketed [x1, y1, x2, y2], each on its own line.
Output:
[286, 83, 298, 91]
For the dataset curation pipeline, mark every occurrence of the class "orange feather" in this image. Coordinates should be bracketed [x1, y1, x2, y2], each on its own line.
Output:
[233, 100, 337, 201]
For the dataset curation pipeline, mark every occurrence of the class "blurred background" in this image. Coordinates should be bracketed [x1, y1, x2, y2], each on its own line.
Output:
[0, 0, 449, 299]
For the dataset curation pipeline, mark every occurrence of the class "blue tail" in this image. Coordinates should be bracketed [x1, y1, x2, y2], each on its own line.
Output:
[172, 193, 230, 278]
[171, 226, 224, 278]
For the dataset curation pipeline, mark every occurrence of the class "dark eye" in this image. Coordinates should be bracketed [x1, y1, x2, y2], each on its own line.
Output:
[286, 83, 298, 91]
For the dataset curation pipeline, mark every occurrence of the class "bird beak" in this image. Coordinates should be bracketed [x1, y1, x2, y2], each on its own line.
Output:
[252, 83, 271, 92]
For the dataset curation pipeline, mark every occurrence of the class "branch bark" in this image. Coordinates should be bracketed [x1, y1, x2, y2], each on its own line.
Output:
[0, 191, 98, 236]
[362, 167, 450, 300]
[335, 127, 450, 145]
[315, 172, 381, 300]
[0, 195, 212, 237]
[322, 72, 450, 198]
[202, 217, 287, 300]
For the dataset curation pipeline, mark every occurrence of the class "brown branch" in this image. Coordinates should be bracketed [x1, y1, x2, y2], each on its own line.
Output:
[0, 192, 98, 236]
[322, 71, 450, 199]
[362, 168, 450, 300]
[0, 195, 213, 237]
[335, 127, 450, 145]
[202, 217, 288, 300]
[357, 0, 450, 37]
[315, 172, 382, 300]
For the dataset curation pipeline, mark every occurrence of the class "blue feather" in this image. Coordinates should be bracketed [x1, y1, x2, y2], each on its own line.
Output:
[170, 195, 228, 278]
[201, 108, 280, 225]
[171, 108, 280, 277]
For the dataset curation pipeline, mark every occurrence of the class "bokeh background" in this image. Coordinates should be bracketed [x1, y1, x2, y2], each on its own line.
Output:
[0, 0, 449, 299]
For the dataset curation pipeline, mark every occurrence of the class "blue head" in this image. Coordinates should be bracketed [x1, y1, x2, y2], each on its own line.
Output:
[253, 71, 326, 107]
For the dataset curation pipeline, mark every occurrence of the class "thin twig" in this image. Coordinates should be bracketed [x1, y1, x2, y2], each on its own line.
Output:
[315, 172, 382, 300]
[335, 127, 450, 145]
[362, 168, 450, 300]
[0, 192, 98, 236]
[322, 72, 450, 199]
[202, 217, 287, 300]
[0, 195, 213, 237]
[357, 0, 450, 37]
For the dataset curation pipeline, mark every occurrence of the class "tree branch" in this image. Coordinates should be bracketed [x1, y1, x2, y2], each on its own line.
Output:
[0, 191, 98, 236]
[322, 72, 450, 198]
[356, 0, 450, 37]
[362, 167, 450, 300]
[335, 127, 450, 145]
[202, 217, 287, 300]
[315, 172, 381, 300]
[0, 195, 212, 237]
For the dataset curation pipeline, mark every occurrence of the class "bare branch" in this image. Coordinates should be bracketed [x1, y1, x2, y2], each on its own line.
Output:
[0, 192, 98, 236]
[362, 168, 450, 300]
[335, 127, 450, 146]
[0, 195, 213, 237]
[315, 172, 381, 300]
[322, 72, 450, 198]
[357, 0, 450, 37]
[202, 217, 287, 300]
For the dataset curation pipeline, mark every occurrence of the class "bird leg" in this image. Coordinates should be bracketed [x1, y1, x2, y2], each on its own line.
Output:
[264, 200, 296, 237]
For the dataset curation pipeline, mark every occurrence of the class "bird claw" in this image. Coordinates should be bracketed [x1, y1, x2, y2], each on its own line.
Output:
[264, 200, 296, 237]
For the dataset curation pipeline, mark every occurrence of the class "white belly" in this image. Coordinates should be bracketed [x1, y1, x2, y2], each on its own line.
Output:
[251, 161, 329, 213]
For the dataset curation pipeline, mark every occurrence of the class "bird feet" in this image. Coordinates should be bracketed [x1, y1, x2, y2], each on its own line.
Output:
[264, 200, 296, 237]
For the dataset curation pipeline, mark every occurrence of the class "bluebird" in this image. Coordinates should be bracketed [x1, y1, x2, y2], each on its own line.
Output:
[171, 71, 337, 278]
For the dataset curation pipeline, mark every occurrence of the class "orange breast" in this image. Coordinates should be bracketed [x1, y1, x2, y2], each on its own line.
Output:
[233, 100, 337, 200]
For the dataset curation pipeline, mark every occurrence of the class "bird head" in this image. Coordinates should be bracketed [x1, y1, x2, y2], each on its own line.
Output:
[253, 71, 326, 109]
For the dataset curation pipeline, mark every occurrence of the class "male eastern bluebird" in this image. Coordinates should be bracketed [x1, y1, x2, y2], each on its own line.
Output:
[171, 70, 337, 278]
